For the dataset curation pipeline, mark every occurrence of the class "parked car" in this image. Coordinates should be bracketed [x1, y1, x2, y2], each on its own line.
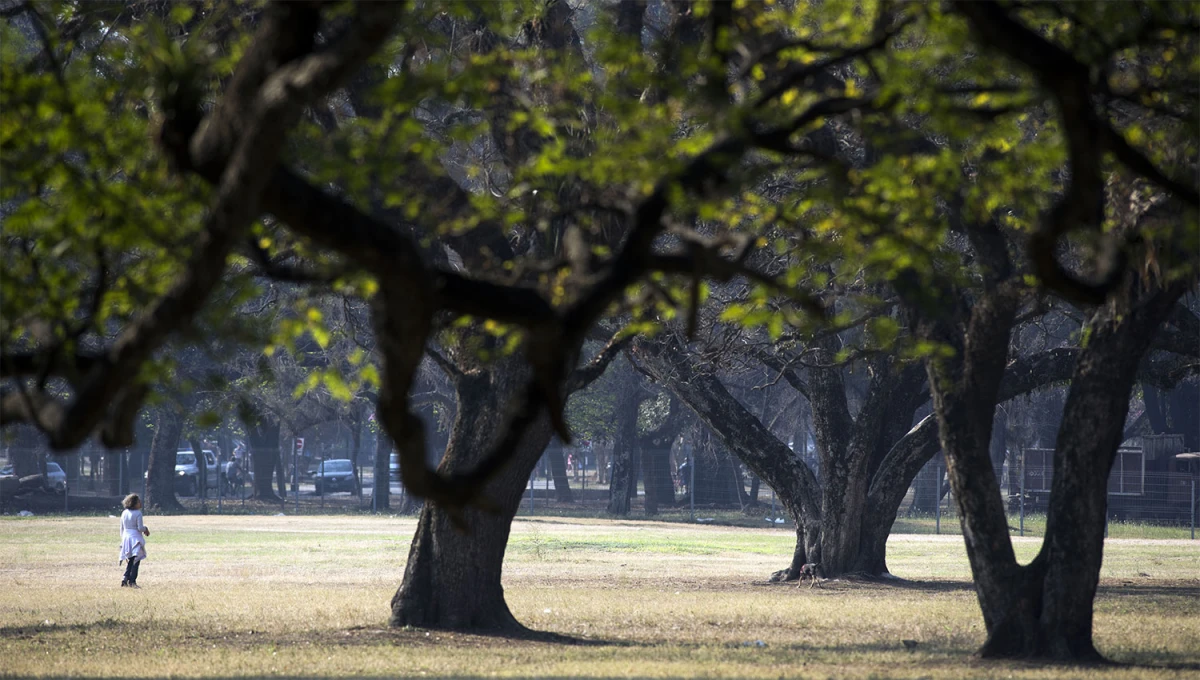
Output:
[0, 463, 66, 493]
[175, 449, 219, 496]
[389, 453, 399, 483]
[314, 459, 356, 495]
[45, 462, 66, 494]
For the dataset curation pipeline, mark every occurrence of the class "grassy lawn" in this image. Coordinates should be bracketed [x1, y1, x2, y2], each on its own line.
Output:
[0, 515, 1197, 678]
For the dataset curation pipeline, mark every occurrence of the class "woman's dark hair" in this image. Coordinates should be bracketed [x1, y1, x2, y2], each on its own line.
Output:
[122, 494, 140, 510]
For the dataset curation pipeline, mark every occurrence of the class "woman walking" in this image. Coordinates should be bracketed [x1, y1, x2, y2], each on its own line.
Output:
[118, 494, 150, 588]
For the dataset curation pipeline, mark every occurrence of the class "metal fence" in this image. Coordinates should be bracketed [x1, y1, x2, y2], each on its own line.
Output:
[0, 448, 402, 516]
[4, 447, 1197, 541]
[518, 448, 1197, 538]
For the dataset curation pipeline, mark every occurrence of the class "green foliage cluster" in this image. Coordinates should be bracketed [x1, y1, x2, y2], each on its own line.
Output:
[1, 0, 1195, 439]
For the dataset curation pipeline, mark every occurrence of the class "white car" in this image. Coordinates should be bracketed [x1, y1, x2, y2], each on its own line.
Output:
[175, 449, 219, 496]
[0, 462, 65, 493]
[45, 462, 66, 494]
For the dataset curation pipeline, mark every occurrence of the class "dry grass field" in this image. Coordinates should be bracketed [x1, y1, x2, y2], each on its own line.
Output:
[1, 514, 1197, 678]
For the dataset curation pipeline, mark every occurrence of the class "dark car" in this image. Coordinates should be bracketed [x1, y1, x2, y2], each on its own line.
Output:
[314, 459, 356, 495]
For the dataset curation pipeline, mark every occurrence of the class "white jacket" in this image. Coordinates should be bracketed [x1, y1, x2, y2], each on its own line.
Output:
[119, 509, 146, 563]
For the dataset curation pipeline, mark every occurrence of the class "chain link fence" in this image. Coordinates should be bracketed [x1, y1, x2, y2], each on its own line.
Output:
[0, 445, 402, 516]
[4, 437, 1197, 541]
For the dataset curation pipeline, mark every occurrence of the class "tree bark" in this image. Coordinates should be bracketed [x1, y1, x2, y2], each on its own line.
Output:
[861, 416, 942, 575]
[631, 335, 821, 576]
[607, 382, 639, 515]
[546, 443, 573, 502]
[9, 425, 42, 478]
[145, 409, 184, 511]
[350, 418, 363, 499]
[638, 397, 687, 515]
[691, 431, 742, 507]
[921, 283, 1026, 649]
[372, 429, 391, 512]
[1031, 286, 1185, 660]
[914, 227, 1187, 661]
[245, 418, 283, 502]
[634, 334, 935, 578]
[391, 363, 551, 631]
[389, 331, 626, 631]
[747, 476, 760, 507]
[275, 430, 288, 501]
[990, 409, 1008, 476]
[640, 445, 675, 514]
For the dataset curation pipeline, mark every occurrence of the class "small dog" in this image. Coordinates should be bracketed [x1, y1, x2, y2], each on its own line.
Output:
[798, 562, 823, 589]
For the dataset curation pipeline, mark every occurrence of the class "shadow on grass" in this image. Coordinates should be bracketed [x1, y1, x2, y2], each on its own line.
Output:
[755, 574, 978, 593]
[1096, 581, 1200, 599]
[0, 617, 128, 638]
[344, 624, 632, 648]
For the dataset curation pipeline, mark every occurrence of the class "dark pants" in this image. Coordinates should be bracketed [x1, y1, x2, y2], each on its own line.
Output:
[122, 557, 141, 584]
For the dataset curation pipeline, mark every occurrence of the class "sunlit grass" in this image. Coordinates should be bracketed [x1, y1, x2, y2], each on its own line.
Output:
[1, 515, 1197, 678]
[515, 504, 1198, 540]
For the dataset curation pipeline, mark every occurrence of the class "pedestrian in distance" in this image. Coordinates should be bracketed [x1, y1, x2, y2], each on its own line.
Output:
[118, 493, 150, 588]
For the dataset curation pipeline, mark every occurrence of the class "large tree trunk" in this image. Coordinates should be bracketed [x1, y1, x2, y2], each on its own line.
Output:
[1143, 385, 1170, 434]
[546, 443, 573, 502]
[372, 429, 391, 512]
[640, 445, 674, 514]
[639, 446, 659, 516]
[145, 409, 184, 511]
[691, 430, 742, 507]
[1030, 288, 1183, 660]
[638, 398, 687, 516]
[920, 255, 1185, 660]
[633, 334, 947, 580]
[8, 425, 42, 478]
[350, 420, 364, 499]
[275, 430, 288, 501]
[245, 418, 283, 502]
[922, 285, 1027, 654]
[594, 441, 610, 484]
[391, 365, 552, 631]
[392, 500, 525, 630]
[859, 416, 942, 575]
[607, 383, 639, 515]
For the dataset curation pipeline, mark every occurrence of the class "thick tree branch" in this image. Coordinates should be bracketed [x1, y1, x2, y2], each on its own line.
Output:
[955, 1, 1199, 306]
[566, 334, 632, 394]
[2, 3, 401, 450]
